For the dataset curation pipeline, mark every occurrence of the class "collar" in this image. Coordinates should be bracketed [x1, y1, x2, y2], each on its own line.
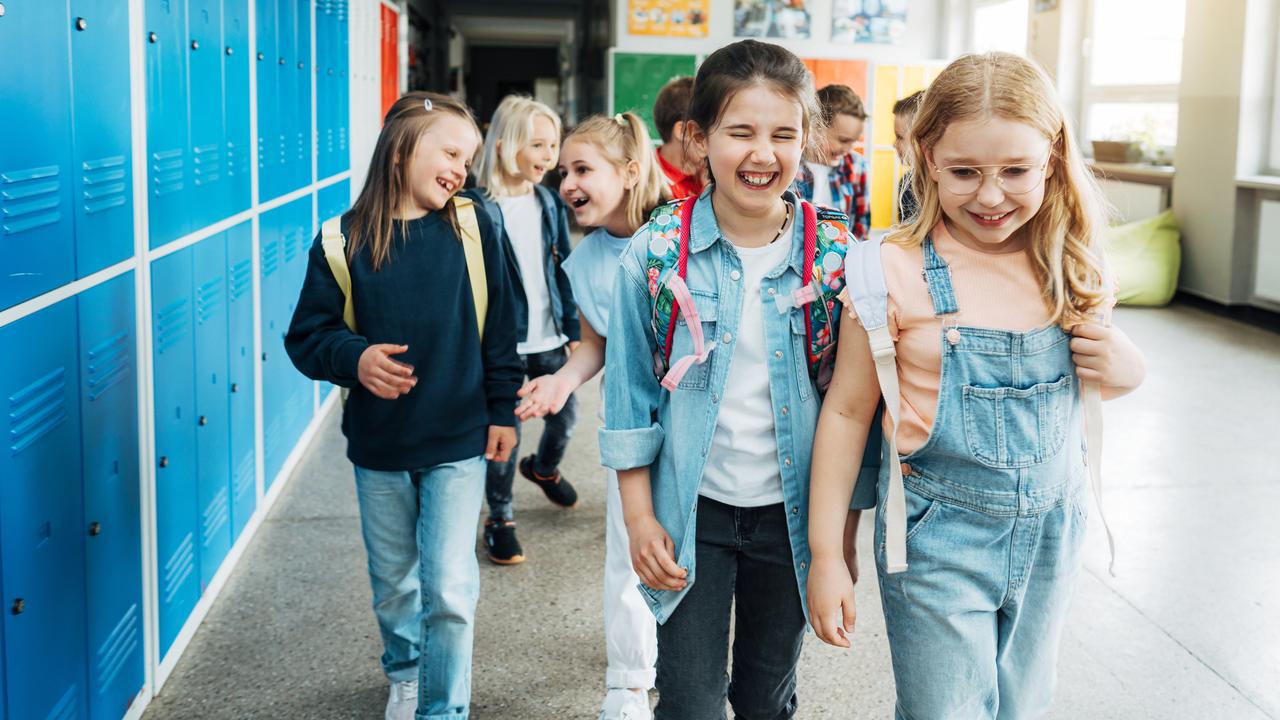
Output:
[656, 147, 696, 183]
[689, 186, 808, 278]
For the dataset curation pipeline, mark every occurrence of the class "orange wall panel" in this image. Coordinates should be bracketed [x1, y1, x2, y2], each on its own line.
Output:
[380, 5, 398, 121]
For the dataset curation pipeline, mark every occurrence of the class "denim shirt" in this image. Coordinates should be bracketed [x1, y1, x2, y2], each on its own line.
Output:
[599, 188, 820, 624]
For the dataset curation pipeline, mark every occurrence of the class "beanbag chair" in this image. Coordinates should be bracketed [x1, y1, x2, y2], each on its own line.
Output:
[1105, 210, 1181, 306]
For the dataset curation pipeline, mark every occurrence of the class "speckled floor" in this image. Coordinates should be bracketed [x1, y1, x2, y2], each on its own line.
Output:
[142, 303, 1280, 719]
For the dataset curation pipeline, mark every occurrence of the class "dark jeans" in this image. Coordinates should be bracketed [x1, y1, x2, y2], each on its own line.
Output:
[655, 496, 806, 720]
[484, 346, 578, 521]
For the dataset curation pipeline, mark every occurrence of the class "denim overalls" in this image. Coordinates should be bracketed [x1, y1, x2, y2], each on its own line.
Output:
[865, 237, 1090, 719]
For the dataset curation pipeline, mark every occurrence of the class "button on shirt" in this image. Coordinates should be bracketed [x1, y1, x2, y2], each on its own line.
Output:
[698, 235, 791, 508]
[498, 192, 568, 355]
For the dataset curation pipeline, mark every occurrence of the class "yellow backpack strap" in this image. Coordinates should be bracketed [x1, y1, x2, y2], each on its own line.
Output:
[321, 215, 356, 332]
[452, 196, 487, 341]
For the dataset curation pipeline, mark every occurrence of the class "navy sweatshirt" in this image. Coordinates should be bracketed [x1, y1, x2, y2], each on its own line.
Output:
[285, 208, 522, 472]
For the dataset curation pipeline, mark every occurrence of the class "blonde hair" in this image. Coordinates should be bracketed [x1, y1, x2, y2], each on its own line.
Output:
[475, 95, 562, 197]
[892, 52, 1110, 327]
[347, 91, 480, 271]
[564, 112, 665, 234]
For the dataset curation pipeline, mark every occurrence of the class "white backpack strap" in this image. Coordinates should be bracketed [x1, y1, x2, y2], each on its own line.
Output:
[1083, 261, 1118, 574]
[844, 240, 907, 574]
[321, 216, 355, 332]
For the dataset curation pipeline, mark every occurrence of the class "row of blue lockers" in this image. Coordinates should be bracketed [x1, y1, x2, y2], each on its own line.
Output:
[0, 0, 350, 312]
[0, 180, 350, 720]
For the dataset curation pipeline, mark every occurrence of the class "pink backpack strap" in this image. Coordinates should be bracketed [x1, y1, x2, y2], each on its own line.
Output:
[659, 196, 715, 391]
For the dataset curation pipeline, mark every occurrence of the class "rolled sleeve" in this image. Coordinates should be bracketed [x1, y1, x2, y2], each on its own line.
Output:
[598, 423, 666, 471]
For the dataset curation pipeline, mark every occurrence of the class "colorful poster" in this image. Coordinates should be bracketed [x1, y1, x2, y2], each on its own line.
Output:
[628, 0, 710, 37]
[733, 0, 811, 40]
[832, 0, 908, 45]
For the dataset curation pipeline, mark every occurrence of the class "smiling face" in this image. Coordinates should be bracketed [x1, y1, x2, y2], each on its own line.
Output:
[511, 114, 559, 187]
[406, 113, 480, 214]
[557, 137, 633, 233]
[696, 83, 805, 219]
[926, 116, 1053, 252]
[822, 112, 865, 164]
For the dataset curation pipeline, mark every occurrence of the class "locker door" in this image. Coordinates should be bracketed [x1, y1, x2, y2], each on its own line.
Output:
[193, 235, 232, 588]
[337, 0, 349, 172]
[258, 207, 287, 485]
[223, 0, 252, 216]
[77, 273, 145, 720]
[189, 0, 227, 231]
[151, 248, 199, 655]
[293, 0, 313, 191]
[70, 0, 136, 278]
[315, 0, 332, 178]
[276, 0, 299, 195]
[282, 198, 313, 445]
[145, 0, 192, 248]
[226, 222, 256, 538]
[0, 1, 76, 308]
[255, 0, 280, 201]
[0, 300, 89, 720]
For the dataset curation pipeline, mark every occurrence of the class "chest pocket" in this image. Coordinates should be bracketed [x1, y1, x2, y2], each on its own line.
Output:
[961, 374, 1073, 468]
[790, 312, 813, 402]
[671, 290, 718, 390]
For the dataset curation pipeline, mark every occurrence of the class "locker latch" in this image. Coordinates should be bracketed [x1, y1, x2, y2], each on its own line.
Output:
[199, 415, 208, 426]
[75, 17, 87, 31]
[10, 599, 23, 615]
[159, 456, 169, 468]
[89, 522, 102, 537]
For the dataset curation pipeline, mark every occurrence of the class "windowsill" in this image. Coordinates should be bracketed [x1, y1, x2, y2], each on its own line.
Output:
[1236, 174, 1280, 191]
[1088, 161, 1176, 187]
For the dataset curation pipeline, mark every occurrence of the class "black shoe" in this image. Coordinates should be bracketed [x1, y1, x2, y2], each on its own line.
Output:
[484, 520, 525, 565]
[519, 455, 579, 508]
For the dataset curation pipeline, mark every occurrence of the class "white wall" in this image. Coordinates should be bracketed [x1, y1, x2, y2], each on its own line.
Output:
[613, 0, 948, 62]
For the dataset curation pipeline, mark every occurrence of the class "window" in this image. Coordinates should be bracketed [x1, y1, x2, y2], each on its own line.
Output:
[972, 0, 1029, 56]
[1271, 31, 1280, 174]
[1081, 0, 1187, 161]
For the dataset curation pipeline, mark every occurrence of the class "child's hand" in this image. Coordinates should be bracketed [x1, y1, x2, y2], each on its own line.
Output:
[485, 425, 516, 462]
[516, 374, 574, 420]
[1070, 324, 1145, 393]
[358, 344, 417, 399]
[627, 514, 687, 592]
[807, 556, 857, 648]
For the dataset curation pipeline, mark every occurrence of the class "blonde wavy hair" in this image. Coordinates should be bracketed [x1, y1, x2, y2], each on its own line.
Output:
[475, 95, 562, 198]
[892, 52, 1110, 327]
[563, 112, 665, 233]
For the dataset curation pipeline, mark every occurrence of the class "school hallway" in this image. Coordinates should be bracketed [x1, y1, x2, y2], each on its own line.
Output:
[138, 302, 1279, 720]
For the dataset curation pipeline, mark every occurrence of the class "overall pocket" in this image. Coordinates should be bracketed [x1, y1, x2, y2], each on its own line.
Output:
[961, 374, 1073, 468]
[670, 290, 718, 390]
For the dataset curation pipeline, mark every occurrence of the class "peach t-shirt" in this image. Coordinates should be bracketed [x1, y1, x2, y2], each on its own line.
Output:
[872, 221, 1054, 454]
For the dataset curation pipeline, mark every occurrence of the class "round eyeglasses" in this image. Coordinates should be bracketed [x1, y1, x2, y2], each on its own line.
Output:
[932, 152, 1051, 195]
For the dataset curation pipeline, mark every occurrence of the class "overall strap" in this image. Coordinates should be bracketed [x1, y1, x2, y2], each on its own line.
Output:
[321, 216, 356, 332]
[843, 239, 908, 573]
[921, 236, 959, 316]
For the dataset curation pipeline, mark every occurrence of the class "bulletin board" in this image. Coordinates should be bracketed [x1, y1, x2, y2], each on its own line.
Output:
[609, 51, 699, 141]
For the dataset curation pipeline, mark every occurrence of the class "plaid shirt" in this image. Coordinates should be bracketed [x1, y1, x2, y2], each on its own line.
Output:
[793, 152, 870, 240]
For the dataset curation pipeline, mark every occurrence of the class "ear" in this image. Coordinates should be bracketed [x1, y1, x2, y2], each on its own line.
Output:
[495, 139, 503, 156]
[623, 159, 640, 190]
[672, 120, 688, 143]
[923, 146, 936, 174]
[686, 121, 709, 155]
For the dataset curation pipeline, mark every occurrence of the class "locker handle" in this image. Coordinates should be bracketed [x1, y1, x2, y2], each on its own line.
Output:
[262, 352, 268, 362]
[88, 522, 102, 537]
[11, 599, 24, 615]
[159, 456, 169, 468]
[278, 57, 285, 65]
[199, 416, 208, 426]
[0, 4, 6, 18]
[191, 39, 199, 50]
[258, 51, 265, 60]
[231, 383, 239, 393]
[298, 62, 304, 70]
[149, 31, 157, 43]
[226, 46, 233, 56]
[75, 17, 87, 31]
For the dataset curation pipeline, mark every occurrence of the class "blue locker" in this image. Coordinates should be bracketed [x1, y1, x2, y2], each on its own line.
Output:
[318, 180, 349, 224]
[226, 222, 257, 539]
[284, 198, 315, 442]
[70, 0, 136, 278]
[193, 236, 232, 589]
[77, 273, 145, 720]
[256, 0, 282, 201]
[259, 207, 287, 484]
[0, 300, 89, 720]
[337, 0, 349, 173]
[275, 0, 298, 198]
[315, 0, 331, 177]
[224, 0, 252, 217]
[151, 248, 200, 655]
[146, 0, 193, 248]
[293, 0, 313, 192]
[0, 1, 76, 309]
[189, 0, 227, 232]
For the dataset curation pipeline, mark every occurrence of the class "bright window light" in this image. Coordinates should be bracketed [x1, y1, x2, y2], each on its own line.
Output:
[973, 0, 1029, 56]
[1090, 0, 1186, 86]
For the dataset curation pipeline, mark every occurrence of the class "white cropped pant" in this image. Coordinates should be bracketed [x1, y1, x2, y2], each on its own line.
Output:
[603, 467, 658, 690]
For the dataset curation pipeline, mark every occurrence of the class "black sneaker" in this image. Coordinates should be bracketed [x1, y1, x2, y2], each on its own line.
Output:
[484, 520, 525, 565]
[519, 455, 579, 508]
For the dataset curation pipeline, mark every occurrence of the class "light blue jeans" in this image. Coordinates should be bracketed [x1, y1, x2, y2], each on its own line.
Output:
[353, 456, 485, 720]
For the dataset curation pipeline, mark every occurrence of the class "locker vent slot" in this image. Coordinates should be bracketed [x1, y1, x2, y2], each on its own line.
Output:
[202, 486, 230, 544]
[152, 148, 186, 196]
[163, 532, 196, 603]
[193, 143, 224, 187]
[49, 685, 80, 720]
[282, 229, 300, 263]
[83, 155, 129, 215]
[196, 276, 226, 323]
[87, 330, 132, 401]
[1, 164, 63, 235]
[234, 451, 255, 500]
[8, 367, 69, 454]
[261, 240, 281, 276]
[96, 602, 141, 692]
[154, 297, 191, 353]
[230, 258, 253, 300]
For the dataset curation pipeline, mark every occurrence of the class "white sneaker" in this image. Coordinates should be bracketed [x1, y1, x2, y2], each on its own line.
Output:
[599, 688, 652, 720]
[385, 679, 418, 720]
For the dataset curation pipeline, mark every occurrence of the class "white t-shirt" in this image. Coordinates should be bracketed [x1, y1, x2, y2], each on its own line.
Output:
[805, 161, 835, 209]
[698, 233, 792, 508]
[497, 192, 567, 355]
[562, 226, 631, 338]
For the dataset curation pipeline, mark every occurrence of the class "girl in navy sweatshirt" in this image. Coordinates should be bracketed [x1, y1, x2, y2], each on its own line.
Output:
[286, 92, 521, 720]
